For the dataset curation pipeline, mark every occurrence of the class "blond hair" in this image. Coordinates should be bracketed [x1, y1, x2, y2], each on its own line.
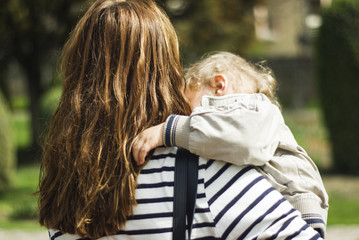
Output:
[185, 51, 279, 106]
[38, 0, 191, 238]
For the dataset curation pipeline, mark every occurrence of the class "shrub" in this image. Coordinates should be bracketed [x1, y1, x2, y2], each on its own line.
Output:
[315, 1, 359, 174]
[39, 84, 62, 142]
[0, 91, 16, 192]
[10, 199, 39, 220]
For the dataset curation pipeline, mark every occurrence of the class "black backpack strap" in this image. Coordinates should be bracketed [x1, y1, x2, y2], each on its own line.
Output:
[173, 148, 199, 240]
[186, 151, 198, 239]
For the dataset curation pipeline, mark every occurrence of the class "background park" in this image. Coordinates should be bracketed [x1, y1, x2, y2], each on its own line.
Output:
[0, 0, 359, 239]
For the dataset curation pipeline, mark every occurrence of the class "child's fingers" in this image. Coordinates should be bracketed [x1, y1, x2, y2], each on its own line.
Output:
[132, 123, 165, 165]
[132, 137, 144, 165]
[137, 144, 149, 165]
[133, 136, 151, 165]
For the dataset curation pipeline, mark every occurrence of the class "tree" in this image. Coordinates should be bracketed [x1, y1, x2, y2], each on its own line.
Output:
[315, 0, 359, 174]
[0, 92, 15, 192]
[0, 0, 85, 155]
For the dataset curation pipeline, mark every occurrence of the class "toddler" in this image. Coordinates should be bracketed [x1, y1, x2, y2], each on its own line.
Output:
[132, 52, 329, 237]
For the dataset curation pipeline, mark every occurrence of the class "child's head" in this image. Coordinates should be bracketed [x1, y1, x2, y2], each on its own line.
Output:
[184, 51, 279, 109]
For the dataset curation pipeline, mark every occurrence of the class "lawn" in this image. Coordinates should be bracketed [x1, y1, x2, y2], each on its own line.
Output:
[0, 164, 43, 230]
[322, 175, 359, 225]
[282, 107, 332, 170]
[1, 107, 358, 229]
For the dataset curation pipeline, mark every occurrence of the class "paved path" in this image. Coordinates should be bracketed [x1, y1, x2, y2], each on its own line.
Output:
[1, 226, 359, 239]
[326, 226, 359, 240]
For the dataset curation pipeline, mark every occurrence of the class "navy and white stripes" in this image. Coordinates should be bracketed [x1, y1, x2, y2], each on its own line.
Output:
[49, 147, 322, 240]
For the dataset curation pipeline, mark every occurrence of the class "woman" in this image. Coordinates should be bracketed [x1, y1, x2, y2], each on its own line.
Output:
[38, 0, 322, 239]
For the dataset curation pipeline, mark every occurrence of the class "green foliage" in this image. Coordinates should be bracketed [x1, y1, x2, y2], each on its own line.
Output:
[12, 110, 31, 149]
[163, 0, 256, 64]
[0, 0, 86, 60]
[0, 0, 86, 154]
[315, 1, 359, 174]
[39, 85, 62, 142]
[40, 85, 61, 120]
[0, 92, 16, 193]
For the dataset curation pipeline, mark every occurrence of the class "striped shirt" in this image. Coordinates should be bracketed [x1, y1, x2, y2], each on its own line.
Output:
[49, 147, 322, 240]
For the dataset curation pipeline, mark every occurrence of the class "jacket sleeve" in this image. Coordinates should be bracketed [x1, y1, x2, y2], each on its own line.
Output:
[163, 95, 283, 166]
[260, 126, 329, 238]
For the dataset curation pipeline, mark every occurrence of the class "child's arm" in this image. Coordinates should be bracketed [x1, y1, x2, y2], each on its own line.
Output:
[133, 94, 282, 166]
[164, 95, 283, 166]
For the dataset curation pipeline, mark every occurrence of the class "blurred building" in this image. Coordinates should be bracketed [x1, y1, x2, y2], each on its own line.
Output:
[252, 0, 332, 107]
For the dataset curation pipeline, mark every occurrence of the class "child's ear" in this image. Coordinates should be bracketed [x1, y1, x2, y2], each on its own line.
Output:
[214, 75, 227, 96]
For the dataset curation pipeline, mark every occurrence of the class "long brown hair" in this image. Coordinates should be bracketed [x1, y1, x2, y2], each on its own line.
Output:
[38, 0, 191, 238]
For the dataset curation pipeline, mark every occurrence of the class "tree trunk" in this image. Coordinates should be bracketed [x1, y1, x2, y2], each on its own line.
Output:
[0, 64, 10, 103]
[22, 57, 44, 161]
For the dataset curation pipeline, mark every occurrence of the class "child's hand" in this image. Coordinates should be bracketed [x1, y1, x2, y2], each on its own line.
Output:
[132, 123, 165, 165]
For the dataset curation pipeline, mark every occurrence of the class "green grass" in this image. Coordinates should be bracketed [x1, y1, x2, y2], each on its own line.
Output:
[282, 108, 332, 170]
[323, 175, 359, 225]
[0, 164, 42, 230]
[327, 194, 359, 225]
